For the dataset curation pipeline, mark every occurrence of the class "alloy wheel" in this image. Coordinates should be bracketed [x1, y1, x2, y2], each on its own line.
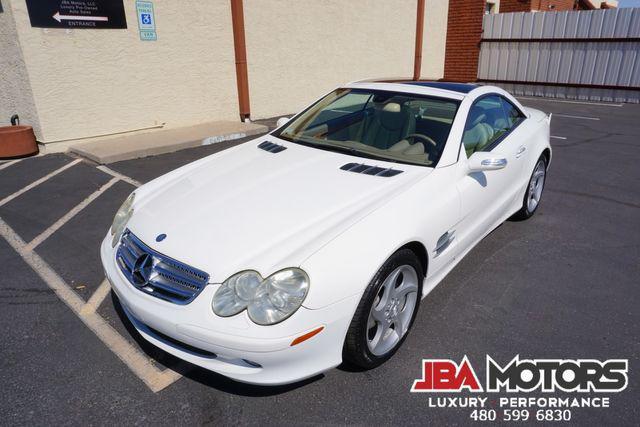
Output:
[366, 265, 419, 356]
[527, 160, 546, 213]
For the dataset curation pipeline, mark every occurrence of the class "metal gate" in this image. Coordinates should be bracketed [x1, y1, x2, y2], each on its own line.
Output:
[478, 8, 640, 103]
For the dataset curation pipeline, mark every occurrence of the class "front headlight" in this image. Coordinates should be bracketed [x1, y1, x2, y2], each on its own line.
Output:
[212, 268, 309, 325]
[110, 192, 135, 247]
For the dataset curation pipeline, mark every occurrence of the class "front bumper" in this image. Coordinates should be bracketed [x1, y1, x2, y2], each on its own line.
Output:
[100, 234, 357, 385]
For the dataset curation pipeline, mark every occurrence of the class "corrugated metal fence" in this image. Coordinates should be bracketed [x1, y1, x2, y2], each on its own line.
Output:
[478, 8, 640, 103]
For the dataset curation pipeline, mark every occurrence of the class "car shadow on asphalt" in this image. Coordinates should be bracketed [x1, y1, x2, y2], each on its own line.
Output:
[109, 291, 324, 396]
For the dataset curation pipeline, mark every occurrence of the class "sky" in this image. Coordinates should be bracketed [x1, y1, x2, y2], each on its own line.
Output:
[618, 0, 640, 7]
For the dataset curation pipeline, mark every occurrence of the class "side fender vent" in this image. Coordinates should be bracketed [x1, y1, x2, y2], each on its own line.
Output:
[258, 141, 287, 153]
[340, 163, 403, 177]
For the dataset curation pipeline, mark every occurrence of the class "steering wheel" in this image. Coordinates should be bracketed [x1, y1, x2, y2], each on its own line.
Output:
[405, 133, 437, 147]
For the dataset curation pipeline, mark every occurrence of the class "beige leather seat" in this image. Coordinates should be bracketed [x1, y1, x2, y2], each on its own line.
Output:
[462, 111, 494, 157]
[388, 138, 428, 163]
[359, 102, 415, 149]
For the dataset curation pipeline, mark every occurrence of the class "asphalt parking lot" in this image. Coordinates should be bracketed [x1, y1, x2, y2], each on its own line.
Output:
[1, 99, 638, 426]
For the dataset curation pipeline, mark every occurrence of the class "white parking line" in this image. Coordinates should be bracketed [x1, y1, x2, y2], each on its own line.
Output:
[553, 114, 600, 121]
[25, 177, 119, 251]
[0, 218, 182, 393]
[551, 136, 567, 140]
[96, 165, 142, 187]
[517, 97, 624, 107]
[80, 278, 113, 315]
[0, 159, 23, 172]
[0, 159, 82, 207]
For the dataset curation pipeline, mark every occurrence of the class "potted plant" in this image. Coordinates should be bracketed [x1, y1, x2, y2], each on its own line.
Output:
[0, 115, 39, 159]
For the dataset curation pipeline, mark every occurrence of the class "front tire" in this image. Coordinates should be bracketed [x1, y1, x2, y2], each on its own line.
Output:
[343, 249, 422, 369]
[512, 156, 547, 220]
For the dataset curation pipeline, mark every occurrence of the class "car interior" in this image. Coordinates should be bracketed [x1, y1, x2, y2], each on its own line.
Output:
[282, 90, 459, 166]
[461, 95, 524, 158]
[279, 90, 525, 167]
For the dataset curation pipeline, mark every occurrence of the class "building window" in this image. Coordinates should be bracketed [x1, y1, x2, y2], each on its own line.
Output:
[485, 1, 497, 14]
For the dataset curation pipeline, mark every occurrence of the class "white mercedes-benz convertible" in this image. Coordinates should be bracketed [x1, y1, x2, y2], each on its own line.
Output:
[101, 81, 551, 385]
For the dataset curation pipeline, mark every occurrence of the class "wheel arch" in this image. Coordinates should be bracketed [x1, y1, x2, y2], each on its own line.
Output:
[398, 241, 429, 279]
[542, 147, 551, 167]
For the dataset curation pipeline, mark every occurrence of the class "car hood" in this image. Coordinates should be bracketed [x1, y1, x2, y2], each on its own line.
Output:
[127, 138, 429, 283]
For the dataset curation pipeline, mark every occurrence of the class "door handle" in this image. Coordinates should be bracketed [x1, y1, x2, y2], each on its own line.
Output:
[515, 146, 526, 158]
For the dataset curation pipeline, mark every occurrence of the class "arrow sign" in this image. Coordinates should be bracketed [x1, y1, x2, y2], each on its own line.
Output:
[25, 1, 127, 29]
[52, 11, 109, 23]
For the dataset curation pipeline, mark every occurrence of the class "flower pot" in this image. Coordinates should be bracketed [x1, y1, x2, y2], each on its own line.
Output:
[0, 125, 39, 159]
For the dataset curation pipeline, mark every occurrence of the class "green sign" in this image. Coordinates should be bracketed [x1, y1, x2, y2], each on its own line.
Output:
[135, 1, 156, 41]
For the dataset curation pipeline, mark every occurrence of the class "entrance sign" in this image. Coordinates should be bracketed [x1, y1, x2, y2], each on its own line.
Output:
[25, 0, 127, 29]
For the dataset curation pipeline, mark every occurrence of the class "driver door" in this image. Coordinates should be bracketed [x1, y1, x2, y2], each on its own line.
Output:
[454, 95, 526, 251]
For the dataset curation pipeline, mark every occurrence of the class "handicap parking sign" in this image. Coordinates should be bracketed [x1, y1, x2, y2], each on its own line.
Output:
[135, 1, 156, 41]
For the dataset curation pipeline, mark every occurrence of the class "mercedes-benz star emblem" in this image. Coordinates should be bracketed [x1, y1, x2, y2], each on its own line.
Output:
[132, 253, 154, 286]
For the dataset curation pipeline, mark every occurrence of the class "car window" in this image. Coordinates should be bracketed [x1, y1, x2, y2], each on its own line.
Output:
[500, 97, 526, 128]
[327, 92, 372, 113]
[461, 95, 511, 158]
[276, 89, 460, 167]
[306, 91, 372, 129]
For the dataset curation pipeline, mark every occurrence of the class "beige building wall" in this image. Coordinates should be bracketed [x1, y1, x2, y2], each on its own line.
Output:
[421, 0, 449, 80]
[2, 0, 450, 143]
[0, 2, 40, 135]
[7, 0, 239, 142]
[244, 0, 449, 119]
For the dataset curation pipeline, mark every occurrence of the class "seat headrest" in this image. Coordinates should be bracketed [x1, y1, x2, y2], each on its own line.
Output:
[382, 102, 401, 113]
[378, 102, 407, 131]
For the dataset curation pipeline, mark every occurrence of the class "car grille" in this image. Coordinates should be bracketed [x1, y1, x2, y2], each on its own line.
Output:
[116, 230, 209, 305]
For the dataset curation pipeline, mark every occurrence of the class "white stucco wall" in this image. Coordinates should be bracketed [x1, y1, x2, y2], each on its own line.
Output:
[421, 0, 449, 80]
[244, 0, 449, 119]
[8, 0, 239, 142]
[3, 0, 449, 142]
[0, 2, 40, 134]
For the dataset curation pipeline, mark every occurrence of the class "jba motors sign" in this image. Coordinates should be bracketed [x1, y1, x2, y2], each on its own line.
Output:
[411, 356, 628, 393]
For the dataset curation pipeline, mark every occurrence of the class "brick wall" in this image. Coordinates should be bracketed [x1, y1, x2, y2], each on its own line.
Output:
[537, 0, 580, 11]
[442, 0, 485, 82]
[500, 0, 581, 12]
[532, 0, 584, 11]
[500, 0, 532, 12]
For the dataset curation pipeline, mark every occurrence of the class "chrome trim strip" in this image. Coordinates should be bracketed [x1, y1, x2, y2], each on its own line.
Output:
[481, 158, 508, 167]
[434, 230, 455, 256]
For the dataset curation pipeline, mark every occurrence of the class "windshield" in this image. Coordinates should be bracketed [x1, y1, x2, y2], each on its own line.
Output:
[275, 88, 459, 166]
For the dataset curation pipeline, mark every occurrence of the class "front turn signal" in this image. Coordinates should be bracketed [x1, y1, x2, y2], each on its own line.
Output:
[290, 326, 324, 346]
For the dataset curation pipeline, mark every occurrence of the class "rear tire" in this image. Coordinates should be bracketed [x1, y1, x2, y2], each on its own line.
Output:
[343, 249, 422, 369]
[512, 155, 547, 221]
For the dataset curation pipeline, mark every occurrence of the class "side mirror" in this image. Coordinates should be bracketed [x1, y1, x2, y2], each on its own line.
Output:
[467, 151, 507, 172]
[276, 117, 291, 128]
